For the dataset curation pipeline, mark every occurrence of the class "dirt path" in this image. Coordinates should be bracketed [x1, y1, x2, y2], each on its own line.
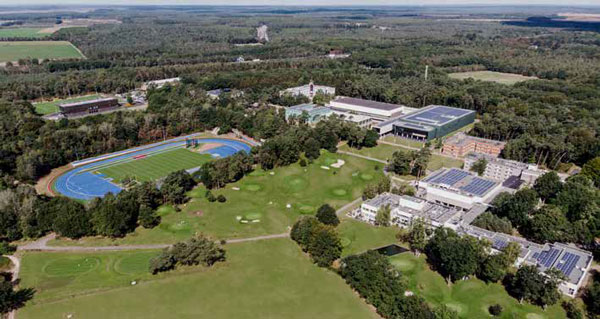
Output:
[5, 255, 21, 319]
[17, 232, 289, 252]
[337, 150, 388, 164]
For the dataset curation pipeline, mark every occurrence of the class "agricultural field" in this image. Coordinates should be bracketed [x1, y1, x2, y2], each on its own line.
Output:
[448, 71, 539, 85]
[338, 143, 463, 171]
[0, 28, 52, 39]
[390, 253, 566, 319]
[49, 151, 385, 246]
[19, 239, 378, 319]
[33, 94, 102, 115]
[0, 41, 84, 62]
[97, 148, 213, 183]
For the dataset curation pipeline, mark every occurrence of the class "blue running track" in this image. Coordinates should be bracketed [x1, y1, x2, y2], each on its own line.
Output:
[53, 135, 252, 200]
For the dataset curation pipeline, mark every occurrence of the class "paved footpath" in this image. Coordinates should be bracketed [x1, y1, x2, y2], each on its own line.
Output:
[337, 150, 388, 164]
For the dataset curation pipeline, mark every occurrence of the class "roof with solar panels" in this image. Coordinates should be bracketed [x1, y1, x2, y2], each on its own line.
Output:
[422, 168, 500, 198]
[526, 243, 593, 285]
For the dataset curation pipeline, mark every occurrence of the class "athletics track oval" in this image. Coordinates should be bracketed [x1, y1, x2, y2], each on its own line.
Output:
[52, 134, 252, 200]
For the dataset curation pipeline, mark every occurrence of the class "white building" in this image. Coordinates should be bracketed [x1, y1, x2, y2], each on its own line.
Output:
[280, 81, 335, 101]
[141, 77, 180, 91]
[329, 96, 416, 123]
[419, 168, 503, 211]
[359, 193, 462, 229]
[331, 111, 372, 128]
[464, 153, 568, 185]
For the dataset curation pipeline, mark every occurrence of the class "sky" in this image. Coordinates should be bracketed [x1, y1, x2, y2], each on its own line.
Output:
[2, 0, 600, 6]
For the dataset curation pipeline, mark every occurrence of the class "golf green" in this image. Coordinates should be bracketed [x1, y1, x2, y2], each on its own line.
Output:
[245, 184, 262, 192]
[360, 174, 373, 181]
[332, 188, 347, 196]
[299, 205, 314, 214]
[114, 252, 156, 275]
[44, 257, 100, 277]
[244, 213, 262, 220]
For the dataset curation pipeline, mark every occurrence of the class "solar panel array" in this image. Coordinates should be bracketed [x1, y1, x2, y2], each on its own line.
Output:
[403, 105, 473, 126]
[533, 248, 562, 268]
[556, 252, 581, 277]
[492, 238, 509, 250]
[459, 177, 498, 197]
[428, 169, 470, 186]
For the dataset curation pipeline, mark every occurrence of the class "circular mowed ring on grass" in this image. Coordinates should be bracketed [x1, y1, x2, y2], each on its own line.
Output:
[360, 173, 374, 181]
[332, 188, 347, 196]
[340, 237, 352, 247]
[285, 176, 308, 192]
[445, 302, 467, 316]
[244, 213, 262, 220]
[44, 257, 100, 277]
[245, 184, 262, 192]
[390, 258, 416, 271]
[299, 205, 314, 214]
[115, 252, 156, 275]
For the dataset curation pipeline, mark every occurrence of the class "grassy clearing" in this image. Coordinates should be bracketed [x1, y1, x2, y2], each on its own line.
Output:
[339, 143, 463, 171]
[448, 71, 539, 85]
[381, 135, 425, 148]
[97, 148, 213, 183]
[0, 41, 84, 62]
[0, 28, 50, 39]
[49, 151, 385, 246]
[33, 94, 102, 115]
[338, 218, 399, 257]
[19, 239, 378, 319]
[390, 253, 565, 319]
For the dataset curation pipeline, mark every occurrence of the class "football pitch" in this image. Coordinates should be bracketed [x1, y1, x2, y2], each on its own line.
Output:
[0, 41, 84, 62]
[97, 148, 213, 183]
[33, 94, 102, 115]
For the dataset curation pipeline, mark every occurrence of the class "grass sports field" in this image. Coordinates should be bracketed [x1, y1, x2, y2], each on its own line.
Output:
[338, 143, 463, 171]
[33, 94, 102, 115]
[338, 218, 398, 257]
[390, 253, 566, 318]
[0, 41, 84, 62]
[19, 239, 378, 319]
[49, 151, 385, 246]
[96, 148, 213, 183]
[448, 71, 539, 85]
[0, 28, 51, 39]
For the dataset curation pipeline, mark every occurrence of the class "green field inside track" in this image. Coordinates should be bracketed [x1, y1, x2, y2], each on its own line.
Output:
[0, 41, 84, 62]
[97, 148, 213, 183]
[33, 94, 102, 115]
[0, 28, 51, 38]
[389, 253, 566, 319]
[49, 151, 386, 246]
[19, 239, 378, 319]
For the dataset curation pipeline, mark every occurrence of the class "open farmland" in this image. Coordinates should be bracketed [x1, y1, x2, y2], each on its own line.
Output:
[19, 239, 378, 319]
[448, 71, 539, 85]
[0, 28, 52, 38]
[0, 41, 84, 62]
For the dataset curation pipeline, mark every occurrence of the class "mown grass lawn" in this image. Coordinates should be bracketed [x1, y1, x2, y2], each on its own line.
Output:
[97, 148, 213, 183]
[19, 239, 378, 319]
[33, 94, 102, 115]
[49, 151, 385, 246]
[0, 41, 84, 62]
[339, 143, 463, 171]
[390, 253, 566, 319]
[338, 218, 399, 257]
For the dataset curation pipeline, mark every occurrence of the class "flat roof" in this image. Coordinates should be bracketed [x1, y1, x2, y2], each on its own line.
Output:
[59, 97, 118, 108]
[393, 120, 435, 132]
[363, 193, 402, 208]
[400, 105, 475, 127]
[288, 103, 330, 112]
[444, 132, 506, 148]
[466, 153, 530, 170]
[423, 168, 500, 197]
[332, 97, 406, 112]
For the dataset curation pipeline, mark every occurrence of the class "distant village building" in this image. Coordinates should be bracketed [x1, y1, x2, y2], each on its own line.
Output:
[327, 49, 350, 59]
[141, 77, 180, 91]
[257, 25, 269, 42]
[280, 81, 336, 101]
[442, 132, 506, 158]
